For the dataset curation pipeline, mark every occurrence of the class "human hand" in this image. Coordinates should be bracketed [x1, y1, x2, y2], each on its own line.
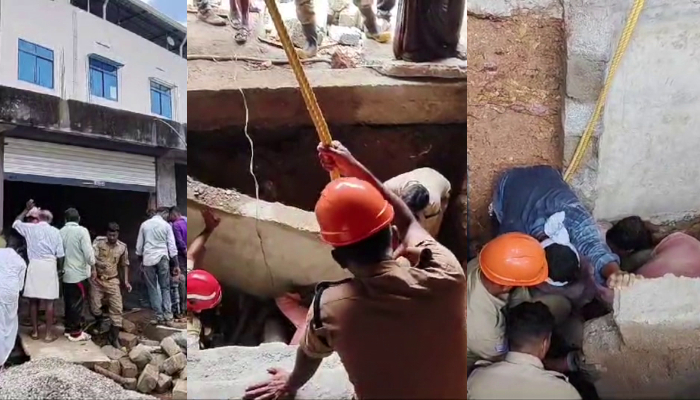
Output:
[125, 282, 132, 293]
[201, 207, 221, 231]
[243, 368, 295, 400]
[25, 199, 35, 211]
[317, 140, 358, 176]
[172, 267, 181, 277]
[606, 271, 642, 289]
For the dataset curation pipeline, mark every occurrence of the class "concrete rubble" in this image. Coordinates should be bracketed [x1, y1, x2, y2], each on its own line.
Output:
[583, 275, 700, 399]
[188, 343, 354, 399]
[0, 358, 155, 400]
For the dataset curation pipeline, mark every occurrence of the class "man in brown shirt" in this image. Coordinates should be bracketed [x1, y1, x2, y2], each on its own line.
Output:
[244, 141, 468, 400]
[91, 222, 131, 348]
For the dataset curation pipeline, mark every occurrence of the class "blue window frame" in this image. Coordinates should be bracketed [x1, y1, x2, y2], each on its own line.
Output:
[150, 81, 173, 119]
[89, 56, 119, 101]
[18, 39, 54, 89]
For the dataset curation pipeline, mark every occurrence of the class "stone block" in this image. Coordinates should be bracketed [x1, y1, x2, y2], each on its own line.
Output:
[136, 364, 159, 394]
[563, 98, 596, 137]
[156, 373, 173, 393]
[160, 336, 182, 357]
[337, 5, 361, 29]
[614, 276, 700, 351]
[119, 357, 139, 379]
[172, 379, 187, 400]
[566, 56, 606, 102]
[139, 339, 160, 347]
[122, 319, 137, 334]
[179, 366, 187, 380]
[162, 353, 187, 375]
[149, 353, 168, 372]
[119, 332, 139, 349]
[101, 345, 127, 361]
[128, 345, 153, 369]
[107, 359, 121, 376]
[122, 377, 137, 391]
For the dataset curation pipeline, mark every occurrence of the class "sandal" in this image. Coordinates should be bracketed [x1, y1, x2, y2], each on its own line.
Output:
[30, 331, 40, 340]
[235, 28, 250, 44]
[229, 15, 243, 30]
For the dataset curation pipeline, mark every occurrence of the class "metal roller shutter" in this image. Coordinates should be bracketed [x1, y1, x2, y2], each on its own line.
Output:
[4, 138, 156, 191]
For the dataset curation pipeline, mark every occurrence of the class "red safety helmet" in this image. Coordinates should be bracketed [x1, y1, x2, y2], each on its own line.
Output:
[187, 270, 222, 313]
[315, 177, 395, 247]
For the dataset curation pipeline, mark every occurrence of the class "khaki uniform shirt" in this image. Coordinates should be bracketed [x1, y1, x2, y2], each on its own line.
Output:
[93, 237, 129, 279]
[301, 239, 468, 399]
[384, 168, 451, 237]
[466, 259, 530, 370]
[187, 313, 202, 349]
[468, 352, 582, 399]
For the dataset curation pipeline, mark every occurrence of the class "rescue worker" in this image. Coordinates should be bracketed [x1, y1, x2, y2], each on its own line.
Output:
[466, 233, 581, 374]
[384, 167, 451, 238]
[296, 0, 392, 59]
[187, 269, 223, 349]
[467, 302, 582, 400]
[91, 223, 131, 349]
[491, 166, 640, 297]
[244, 140, 468, 400]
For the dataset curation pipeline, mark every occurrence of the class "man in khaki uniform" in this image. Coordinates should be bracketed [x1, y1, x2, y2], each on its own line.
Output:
[384, 167, 451, 238]
[244, 141, 468, 400]
[91, 223, 130, 348]
[466, 233, 580, 375]
[468, 302, 582, 399]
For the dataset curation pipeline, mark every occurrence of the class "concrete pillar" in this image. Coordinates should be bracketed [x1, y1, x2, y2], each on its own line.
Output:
[156, 156, 177, 207]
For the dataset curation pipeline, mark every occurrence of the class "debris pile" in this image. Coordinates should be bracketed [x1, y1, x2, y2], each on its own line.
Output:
[188, 343, 354, 399]
[92, 335, 187, 398]
[0, 358, 154, 400]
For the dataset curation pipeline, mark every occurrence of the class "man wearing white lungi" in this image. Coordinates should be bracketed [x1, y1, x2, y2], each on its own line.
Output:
[0, 232, 28, 367]
[12, 200, 65, 343]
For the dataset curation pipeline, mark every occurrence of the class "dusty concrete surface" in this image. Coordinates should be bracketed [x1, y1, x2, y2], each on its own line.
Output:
[467, 0, 562, 18]
[187, 178, 350, 297]
[583, 275, 700, 399]
[466, 14, 564, 242]
[187, 125, 469, 260]
[18, 326, 109, 365]
[188, 343, 354, 399]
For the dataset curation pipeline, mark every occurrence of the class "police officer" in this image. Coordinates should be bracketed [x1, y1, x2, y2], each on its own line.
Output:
[468, 302, 582, 399]
[91, 223, 131, 349]
[244, 141, 468, 400]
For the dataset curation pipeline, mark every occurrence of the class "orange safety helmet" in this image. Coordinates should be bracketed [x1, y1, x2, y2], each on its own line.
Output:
[479, 232, 548, 286]
[315, 177, 395, 247]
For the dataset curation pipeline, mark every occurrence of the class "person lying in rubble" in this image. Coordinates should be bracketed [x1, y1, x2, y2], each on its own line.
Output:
[244, 140, 468, 400]
[468, 301, 582, 400]
[467, 233, 584, 377]
[491, 165, 640, 300]
[0, 231, 28, 368]
[384, 167, 451, 238]
[606, 216, 700, 279]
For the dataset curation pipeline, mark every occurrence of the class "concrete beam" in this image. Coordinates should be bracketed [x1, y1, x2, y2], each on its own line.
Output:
[187, 179, 350, 297]
[583, 276, 700, 399]
[187, 64, 468, 131]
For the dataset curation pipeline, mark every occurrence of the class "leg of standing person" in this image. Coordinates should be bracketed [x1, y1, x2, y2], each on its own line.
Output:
[44, 299, 56, 342]
[63, 280, 89, 341]
[353, 0, 391, 42]
[103, 278, 123, 348]
[156, 256, 174, 322]
[170, 278, 181, 317]
[234, 0, 251, 43]
[90, 279, 108, 333]
[375, 0, 395, 32]
[143, 263, 165, 323]
[29, 299, 39, 339]
[294, 0, 318, 58]
[179, 273, 187, 313]
[197, 0, 227, 26]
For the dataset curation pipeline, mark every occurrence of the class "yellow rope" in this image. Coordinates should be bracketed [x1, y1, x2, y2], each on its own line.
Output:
[563, 0, 645, 183]
[263, 0, 340, 180]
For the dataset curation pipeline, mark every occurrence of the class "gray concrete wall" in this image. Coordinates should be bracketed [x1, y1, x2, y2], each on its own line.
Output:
[469, 0, 700, 222]
[157, 156, 177, 207]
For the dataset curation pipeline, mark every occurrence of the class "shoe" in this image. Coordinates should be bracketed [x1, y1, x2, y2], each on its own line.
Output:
[296, 23, 318, 59]
[66, 331, 92, 342]
[108, 325, 121, 349]
[359, 6, 391, 43]
[198, 9, 227, 26]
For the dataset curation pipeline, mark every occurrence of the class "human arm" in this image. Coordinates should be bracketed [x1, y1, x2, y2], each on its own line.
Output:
[166, 224, 178, 260]
[135, 224, 144, 259]
[186, 208, 220, 265]
[317, 141, 432, 250]
[12, 200, 37, 236]
[172, 221, 187, 256]
[82, 228, 96, 277]
[120, 246, 132, 292]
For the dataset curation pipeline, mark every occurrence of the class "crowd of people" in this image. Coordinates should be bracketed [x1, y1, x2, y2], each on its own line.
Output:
[185, 140, 700, 399]
[0, 202, 189, 368]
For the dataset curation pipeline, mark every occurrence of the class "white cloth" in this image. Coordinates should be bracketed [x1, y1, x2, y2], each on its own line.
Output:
[136, 215, 178, 267]
[541, 211, 579, 287]
[23, 258, 59, 300]
[12, 220, 64, 261]
[0, 248, 28, 365]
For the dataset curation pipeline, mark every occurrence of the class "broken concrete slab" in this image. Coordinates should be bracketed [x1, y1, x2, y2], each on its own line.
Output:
[18, 326, 109, 365]
[101, 345, 127, 361]
[371, 59, 467, 80]
[187, 179, 351, 297]
[142, 324, 185, 343]
[188, 343, 354, 399]
[583, 275, 700, 399]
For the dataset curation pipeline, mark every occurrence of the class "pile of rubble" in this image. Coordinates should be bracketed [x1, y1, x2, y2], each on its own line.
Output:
[93, 335, 187, 399]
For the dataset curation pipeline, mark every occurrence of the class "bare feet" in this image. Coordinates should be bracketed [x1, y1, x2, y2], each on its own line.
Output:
[44, 331, 57, 343]
[30, 331, 39, 340]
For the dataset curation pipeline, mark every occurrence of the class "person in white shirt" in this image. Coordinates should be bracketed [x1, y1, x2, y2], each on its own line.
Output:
[0, 231, 28, 367]
[136, 207, 179, 325]
[12, 200, 65, 343]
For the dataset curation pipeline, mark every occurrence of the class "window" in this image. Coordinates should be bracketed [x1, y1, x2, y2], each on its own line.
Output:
[150, 81, 173, 119]
[18, 39, 54, 89]
[89, 56, 119, 101]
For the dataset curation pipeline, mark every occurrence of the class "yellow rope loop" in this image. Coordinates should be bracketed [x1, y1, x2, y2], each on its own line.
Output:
[263, 0, 339, 180]
[563, 0, 645, 183]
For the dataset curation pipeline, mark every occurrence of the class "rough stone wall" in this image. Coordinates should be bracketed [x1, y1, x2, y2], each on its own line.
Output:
[582, 276, 700, 398]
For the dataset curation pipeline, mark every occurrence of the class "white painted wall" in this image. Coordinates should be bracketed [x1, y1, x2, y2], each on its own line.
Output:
[0, 0, 187, 123]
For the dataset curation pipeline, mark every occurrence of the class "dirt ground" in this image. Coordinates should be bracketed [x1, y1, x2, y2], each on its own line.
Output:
[466, 14, 565, 245]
